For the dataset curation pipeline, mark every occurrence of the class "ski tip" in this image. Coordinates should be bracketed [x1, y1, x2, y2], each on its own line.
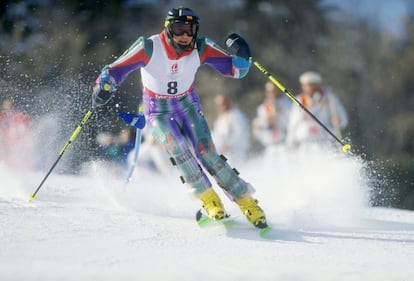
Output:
[29, 194, 36, 201]
[196, 209, 211, 227]
[259, 227, 272, 238]
[198, 217, 211, 228]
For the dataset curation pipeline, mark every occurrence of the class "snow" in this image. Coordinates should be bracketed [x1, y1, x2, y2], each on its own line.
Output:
[1, 147, 413, 281]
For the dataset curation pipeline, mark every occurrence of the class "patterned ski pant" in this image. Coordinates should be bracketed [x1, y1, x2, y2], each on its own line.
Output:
[144, 91, 251, 200]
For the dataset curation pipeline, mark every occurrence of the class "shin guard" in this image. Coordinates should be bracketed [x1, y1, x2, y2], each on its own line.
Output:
[170, 150, 211, 195]
[206, 154, 253, 200]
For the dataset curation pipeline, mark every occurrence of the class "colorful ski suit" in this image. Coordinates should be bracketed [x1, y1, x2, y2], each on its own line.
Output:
[98, 30, 253, 199]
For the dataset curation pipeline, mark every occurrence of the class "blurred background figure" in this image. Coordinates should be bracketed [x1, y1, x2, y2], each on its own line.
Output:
[97, 126, 170, 174]
[96, 128, 136, 167]
[286, 71, 348, 148]
[0, 98, 32, 169]
[96, 132, 121, 163]
[2, 0, 40, 44]
[135, 128, 171, 174]
[212, 95, 249, 165]
[252, 81, 291, 153]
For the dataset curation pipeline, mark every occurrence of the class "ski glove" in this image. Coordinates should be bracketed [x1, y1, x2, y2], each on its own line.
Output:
[92, 70, 117, 107]
[225, 33, 251, 60]
[118, 112, 146, 129]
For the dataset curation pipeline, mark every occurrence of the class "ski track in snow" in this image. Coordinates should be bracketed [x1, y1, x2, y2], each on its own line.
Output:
[1, 148, 413, 281]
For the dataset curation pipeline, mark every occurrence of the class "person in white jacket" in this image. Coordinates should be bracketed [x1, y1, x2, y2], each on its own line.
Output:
[212, 95, 249, 165]
[286, 71, 348, 148]
[252, 81, 291, 150]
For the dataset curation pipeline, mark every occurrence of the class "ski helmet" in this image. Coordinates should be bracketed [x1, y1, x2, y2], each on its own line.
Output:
[164, 7, 200, 52]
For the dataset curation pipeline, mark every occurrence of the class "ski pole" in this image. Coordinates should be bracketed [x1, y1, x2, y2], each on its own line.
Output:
[251, 60, 351, 153]
[125, 105, 144, 183]
[29, 109, 94, 200]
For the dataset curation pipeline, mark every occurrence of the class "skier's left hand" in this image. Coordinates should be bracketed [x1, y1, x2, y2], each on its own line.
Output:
[225, 33, 251, 60]
[92, 70, 117, 108]
[118, 112, 146, 129]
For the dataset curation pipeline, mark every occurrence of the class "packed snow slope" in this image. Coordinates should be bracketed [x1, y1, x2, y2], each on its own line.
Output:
[1, 147, 413, 281]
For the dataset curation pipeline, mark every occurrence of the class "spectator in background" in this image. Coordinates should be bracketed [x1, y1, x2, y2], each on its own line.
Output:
[96, 128, 136, 166]
[2, 0, 39, 41]
[96, 128, 137, 167]
[212, 95, 249, 165]
[252, 81, 291, 152]
[96, 132, 121, 163]
[286, 71, 348, 148]
[136, 128, 171, 174]
[0, 98, 32, 169]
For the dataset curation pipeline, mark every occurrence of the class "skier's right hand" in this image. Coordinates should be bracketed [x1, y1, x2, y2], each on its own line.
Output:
[92, 70, 117, 108]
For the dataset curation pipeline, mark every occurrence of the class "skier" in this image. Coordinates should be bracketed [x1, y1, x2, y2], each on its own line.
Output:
[286, 71, 348, 148]
[212, 95, 249, 165]
[92, 7, 268, 228]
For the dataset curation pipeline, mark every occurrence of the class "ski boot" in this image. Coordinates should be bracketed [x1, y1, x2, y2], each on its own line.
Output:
[235, 195, 268, 229]
[199, 188, 227, 220]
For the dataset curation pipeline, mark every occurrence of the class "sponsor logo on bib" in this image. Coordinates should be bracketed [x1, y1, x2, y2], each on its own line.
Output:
[171, 63, 178, 74]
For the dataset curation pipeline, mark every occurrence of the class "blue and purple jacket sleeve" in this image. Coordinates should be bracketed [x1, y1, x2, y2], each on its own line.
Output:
[95, 36, 153, 86]
[197, 37, 251, 79]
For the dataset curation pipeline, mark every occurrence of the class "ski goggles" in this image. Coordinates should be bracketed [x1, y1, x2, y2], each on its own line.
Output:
[170, 22, 197, 37]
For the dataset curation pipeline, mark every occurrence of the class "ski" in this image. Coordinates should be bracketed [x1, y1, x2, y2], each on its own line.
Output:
[195, 209, 234, 227]
[195, 209, 272, 238]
